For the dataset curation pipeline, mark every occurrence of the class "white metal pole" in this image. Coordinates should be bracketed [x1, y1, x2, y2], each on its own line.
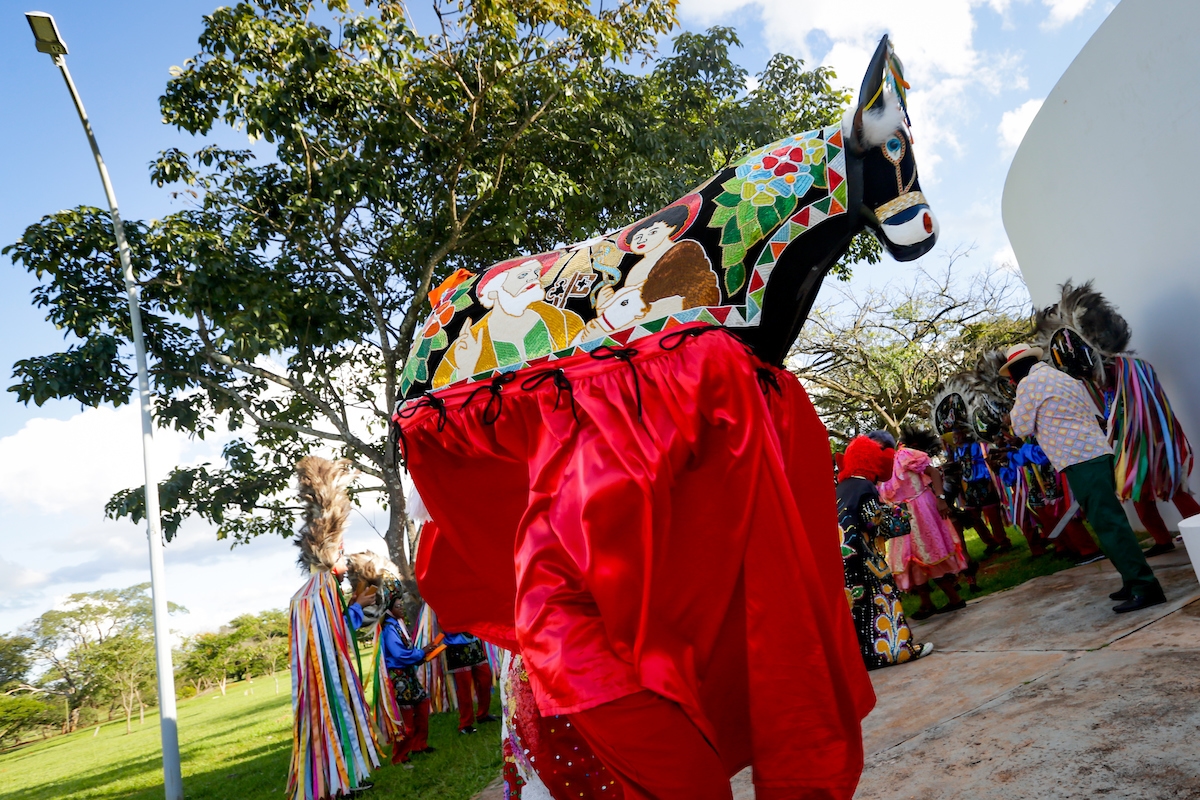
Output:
[51, 54, 184, 800]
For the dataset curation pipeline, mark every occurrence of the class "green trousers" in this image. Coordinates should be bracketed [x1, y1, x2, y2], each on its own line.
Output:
[1063, 455, 1159, 594]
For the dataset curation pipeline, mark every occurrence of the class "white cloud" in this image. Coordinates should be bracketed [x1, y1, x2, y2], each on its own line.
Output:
[679, 0, 1026, 186]
[0, 404, 197, 516]
[998, 97, 1044, 153]
[1042, 0, 1095, 29]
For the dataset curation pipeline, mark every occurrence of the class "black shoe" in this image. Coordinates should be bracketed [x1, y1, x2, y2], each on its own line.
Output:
[995, 542, 1015, 554]
[350, 780, 374, 794]
[1109, 584, 1132, 602]
[937, 599, 967, 614]
[1143, 542, 1177, 558]
[1113, 587, 1167, 614]
[475, 714, 499, 724]
[1074, 553, 1107, 567]
[909, 607, 937, 621]
[459, 726, 477, 735]
[410, 746, 437, 756]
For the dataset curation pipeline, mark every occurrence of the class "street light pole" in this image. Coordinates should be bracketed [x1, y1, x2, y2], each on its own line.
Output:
[25, 13, 183, 800]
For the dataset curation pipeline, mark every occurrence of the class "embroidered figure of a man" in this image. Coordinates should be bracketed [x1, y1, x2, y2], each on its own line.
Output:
[434, 257, 585, 387]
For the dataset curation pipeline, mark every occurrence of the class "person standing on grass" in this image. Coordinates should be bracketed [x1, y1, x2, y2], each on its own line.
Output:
[381, 594, 438, 766]
[879, 426, 969, 620]
[1003, 343, 1166, 613]
[442, 631, 497, 734]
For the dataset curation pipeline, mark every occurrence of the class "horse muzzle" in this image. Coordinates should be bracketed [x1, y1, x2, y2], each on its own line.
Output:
[873, 191, 938, 261]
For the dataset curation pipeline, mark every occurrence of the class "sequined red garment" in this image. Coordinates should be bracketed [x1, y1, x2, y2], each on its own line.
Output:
[401, 324, 875, 797]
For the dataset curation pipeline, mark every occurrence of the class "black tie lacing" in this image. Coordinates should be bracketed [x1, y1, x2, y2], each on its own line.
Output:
[391, 393, 449, 467]
[756, 367, 781, 396]
[659, 324, 723, 351]
[389, 418, 408, 469]
[520, 368, 580, 423]
[589, 345, 642, 419]
[461, 371, 517, 424]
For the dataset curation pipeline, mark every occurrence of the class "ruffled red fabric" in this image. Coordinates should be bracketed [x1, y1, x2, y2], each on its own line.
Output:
[402, 324, 875, 796]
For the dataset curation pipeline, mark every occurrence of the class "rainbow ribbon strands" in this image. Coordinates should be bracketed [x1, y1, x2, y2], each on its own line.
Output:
[412, 604, 454, 713]
[288, 571, 380, 800]
[1108, 357, 1195, 502]
[369, 636, 404, 747]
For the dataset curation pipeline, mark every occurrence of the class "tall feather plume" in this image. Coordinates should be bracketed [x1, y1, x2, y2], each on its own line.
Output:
[898, 423, 942, 457]
[1031, 280, 1132, 356]
[967, 350, 1015, 411]
[294, 456, 354, 573]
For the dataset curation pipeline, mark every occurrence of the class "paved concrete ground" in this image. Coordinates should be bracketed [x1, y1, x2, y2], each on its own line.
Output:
[479, 545, 1200, 799]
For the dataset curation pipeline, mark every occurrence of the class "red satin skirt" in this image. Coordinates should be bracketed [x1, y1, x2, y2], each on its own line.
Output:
[402, 324, 875, 796]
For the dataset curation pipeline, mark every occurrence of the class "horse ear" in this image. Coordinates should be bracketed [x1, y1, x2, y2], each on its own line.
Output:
[858, 35, 892, 115]
[847, 35, 892, 154]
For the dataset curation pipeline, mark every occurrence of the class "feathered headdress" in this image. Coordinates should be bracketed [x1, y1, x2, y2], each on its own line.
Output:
[1031, 280, 1131, 385]
[344, 550, 402, 627]
[899, 423, 943, 457]
[929, 374, 974, 437]
[294, 456, 355, 573]
[964, 350, 1015, 443]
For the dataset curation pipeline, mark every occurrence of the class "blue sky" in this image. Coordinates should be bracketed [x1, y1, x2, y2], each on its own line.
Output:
[0, 0, 1116, 636]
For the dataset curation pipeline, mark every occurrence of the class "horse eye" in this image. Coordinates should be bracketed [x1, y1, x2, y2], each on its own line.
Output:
[886, 137, 902, 153]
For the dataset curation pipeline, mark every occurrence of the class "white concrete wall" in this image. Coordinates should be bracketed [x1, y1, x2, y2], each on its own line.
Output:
[1004, 0, 1200, 527]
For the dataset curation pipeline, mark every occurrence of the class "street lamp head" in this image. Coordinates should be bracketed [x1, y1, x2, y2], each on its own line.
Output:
[25, 11, 68, 56]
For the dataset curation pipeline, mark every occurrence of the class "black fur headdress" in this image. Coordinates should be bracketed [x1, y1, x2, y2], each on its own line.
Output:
[1031, 280, 1131, 362]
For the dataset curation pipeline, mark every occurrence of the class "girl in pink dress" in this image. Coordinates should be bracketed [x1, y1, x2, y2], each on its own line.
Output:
[879, 426, 969, 619]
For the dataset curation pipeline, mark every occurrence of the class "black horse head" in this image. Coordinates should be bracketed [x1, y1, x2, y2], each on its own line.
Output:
[846, 35, 939, 262]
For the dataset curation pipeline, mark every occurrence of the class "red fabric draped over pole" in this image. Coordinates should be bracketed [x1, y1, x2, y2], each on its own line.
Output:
[400, 324, 874, 797]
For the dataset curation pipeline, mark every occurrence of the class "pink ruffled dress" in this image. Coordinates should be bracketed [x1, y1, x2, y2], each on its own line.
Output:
[879, 448, 968, 590]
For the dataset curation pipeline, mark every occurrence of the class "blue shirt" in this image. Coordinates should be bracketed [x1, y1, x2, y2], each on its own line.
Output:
[953, 442, 992, 483]
[346, 602, 365, 632]
[443, 632, 477, 646]
[381, 616, 426, 670]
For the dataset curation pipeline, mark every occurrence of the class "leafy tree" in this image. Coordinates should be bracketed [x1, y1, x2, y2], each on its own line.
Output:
[21, 584, 184, 730]
[5, 1, 867, 584]
[178, 629, 247, 697]
[229, 610, 289, 693]
[91, 631, 156, 734]
[0, 694, 54, 746]
[0, 633, 33, 691]
[790, 256, 1031, 441]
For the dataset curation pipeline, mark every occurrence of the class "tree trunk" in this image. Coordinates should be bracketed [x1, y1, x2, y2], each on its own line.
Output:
[219, 674, 227, 696]
[123, 695, 133, 735]
[384, 480, 412, 579]
[137, 690, 144, 725]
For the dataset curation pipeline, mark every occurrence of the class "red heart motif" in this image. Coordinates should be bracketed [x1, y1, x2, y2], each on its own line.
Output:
[774, 162, 799, 176]
[788, 147, 806, 162]
[761, 156, 779, 169]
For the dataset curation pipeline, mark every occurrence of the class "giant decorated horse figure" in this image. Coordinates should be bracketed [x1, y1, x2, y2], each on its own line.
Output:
[395, 36, 936, 800]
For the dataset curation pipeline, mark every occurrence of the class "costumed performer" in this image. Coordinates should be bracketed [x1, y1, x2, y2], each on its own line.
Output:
[380, 591, 438, 764]
[966, 349, 1104, 565]
[499, 649, 624, 799]
[878, 425, 968, 619]
[398, 35, 941, 799]
[1002, 344, 1166, 612]
[837, 433, 934, 668]
[287, 457, 380, 800]
[1033, 280, 1200, 557]
[443, 630, 496, 734]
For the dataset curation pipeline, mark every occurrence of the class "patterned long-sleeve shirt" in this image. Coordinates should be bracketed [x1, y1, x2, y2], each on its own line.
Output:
[1011, 361, 1111, 470]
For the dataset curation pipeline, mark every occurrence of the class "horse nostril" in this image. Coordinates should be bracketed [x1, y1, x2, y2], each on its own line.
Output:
[923, 212, 933, 234]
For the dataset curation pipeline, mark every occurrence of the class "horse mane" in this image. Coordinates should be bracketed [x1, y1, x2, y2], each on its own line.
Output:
[845, 86, 908, 148]
[294, 456, 354, 573]
[1031, 279, 1131, 356]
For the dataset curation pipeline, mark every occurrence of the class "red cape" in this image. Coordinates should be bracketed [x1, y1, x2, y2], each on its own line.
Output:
[400, 324, 875, 797]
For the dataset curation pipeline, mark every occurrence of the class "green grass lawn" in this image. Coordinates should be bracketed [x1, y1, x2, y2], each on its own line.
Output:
[0, 672, 501, 800]
[899, 523, 1103, 617]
